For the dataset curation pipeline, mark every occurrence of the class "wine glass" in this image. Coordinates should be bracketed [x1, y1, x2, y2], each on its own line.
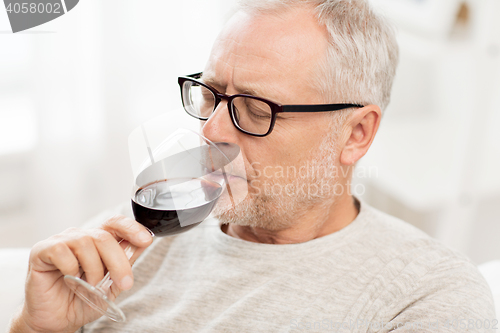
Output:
[64, 122, 246, 322]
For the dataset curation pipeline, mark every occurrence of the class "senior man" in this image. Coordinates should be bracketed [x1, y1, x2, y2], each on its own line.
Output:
[10, 0, 496, 332]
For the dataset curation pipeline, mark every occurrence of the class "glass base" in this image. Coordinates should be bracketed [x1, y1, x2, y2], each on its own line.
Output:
[64, 275, 126, 322]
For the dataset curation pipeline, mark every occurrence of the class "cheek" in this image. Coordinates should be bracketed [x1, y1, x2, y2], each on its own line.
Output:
[271, 118, 329, 161]
[239, 122, 328, 178]
[245, 137, 308, 172]
[244, 147, 297, 185]
[239, 138, 277, 169]
[251, 153, 292, 183]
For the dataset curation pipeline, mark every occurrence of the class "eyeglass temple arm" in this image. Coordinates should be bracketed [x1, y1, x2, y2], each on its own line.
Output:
[180, 74, 364, 113]
[282, 104, 364, 113]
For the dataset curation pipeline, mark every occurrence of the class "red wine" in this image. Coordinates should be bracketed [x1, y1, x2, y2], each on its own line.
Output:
[131, 178, 223, 237]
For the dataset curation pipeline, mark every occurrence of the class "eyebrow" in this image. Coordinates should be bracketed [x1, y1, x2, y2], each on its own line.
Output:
[200, 73, 269, 101]
[200, 73, 224, 91]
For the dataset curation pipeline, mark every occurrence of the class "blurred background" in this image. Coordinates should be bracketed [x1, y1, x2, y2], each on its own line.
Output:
[0, 0, 499, 263]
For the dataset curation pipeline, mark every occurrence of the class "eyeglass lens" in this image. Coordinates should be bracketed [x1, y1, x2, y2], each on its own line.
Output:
[182, 81, 273, 136]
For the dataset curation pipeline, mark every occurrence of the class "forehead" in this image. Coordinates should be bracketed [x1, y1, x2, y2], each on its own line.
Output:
[203, 6, 329, 104]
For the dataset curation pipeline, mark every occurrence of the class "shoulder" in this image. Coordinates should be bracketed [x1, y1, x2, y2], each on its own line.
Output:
[355, 200, 496, 324]
[358, 199, 469, 264]
[360, 199, 434, 244]
[358, 199, 486, 288]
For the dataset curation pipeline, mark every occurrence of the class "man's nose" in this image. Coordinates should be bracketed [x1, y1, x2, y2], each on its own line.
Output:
[201, 100, 239, 144]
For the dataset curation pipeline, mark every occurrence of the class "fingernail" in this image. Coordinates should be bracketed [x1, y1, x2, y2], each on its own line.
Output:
[121, 275, 133, 290]
[138, 231, 151, 243]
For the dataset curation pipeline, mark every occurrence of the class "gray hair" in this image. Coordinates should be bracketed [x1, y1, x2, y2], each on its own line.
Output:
[237, 0, 399, 115]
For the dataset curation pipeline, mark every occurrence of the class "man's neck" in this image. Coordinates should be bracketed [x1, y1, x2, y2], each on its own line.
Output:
[221, 195, 360, 244]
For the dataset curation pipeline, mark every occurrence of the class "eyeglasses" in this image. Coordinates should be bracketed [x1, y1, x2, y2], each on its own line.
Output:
[178, 72, 364, 137]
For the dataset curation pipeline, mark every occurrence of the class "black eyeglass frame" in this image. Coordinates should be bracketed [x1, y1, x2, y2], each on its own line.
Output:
[178, 72, 364, 137]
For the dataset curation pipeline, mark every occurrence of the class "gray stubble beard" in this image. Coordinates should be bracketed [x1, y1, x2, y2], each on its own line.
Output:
[215, 129, 342, 232]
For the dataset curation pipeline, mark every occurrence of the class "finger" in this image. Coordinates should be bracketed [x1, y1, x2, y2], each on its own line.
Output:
[66, 234, 105, 286]
[108, 244, 148, 300]
[90, 229, 134, 290]
[130, 246, 148, 266]
[118, 240, 148, 266]
[34, 240, 80, 277]
[100, 215, 153, 248]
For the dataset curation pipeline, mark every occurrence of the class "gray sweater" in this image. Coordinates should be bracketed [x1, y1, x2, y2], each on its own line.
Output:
[83, 198, 496, 332]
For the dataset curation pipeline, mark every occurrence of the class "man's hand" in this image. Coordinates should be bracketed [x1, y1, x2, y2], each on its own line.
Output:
[9, 215, 153, 333]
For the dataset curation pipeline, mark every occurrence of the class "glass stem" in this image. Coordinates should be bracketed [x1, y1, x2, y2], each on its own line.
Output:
[94, 241, 137, 292]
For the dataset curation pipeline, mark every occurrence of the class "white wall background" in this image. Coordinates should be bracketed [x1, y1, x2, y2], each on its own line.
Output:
[0, 0, 499, 267]
[358, 0, 500, 265]
[0, 0, 234, 248]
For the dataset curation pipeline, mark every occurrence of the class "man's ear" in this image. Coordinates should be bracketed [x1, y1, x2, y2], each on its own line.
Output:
[339, 105, 382, 166]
